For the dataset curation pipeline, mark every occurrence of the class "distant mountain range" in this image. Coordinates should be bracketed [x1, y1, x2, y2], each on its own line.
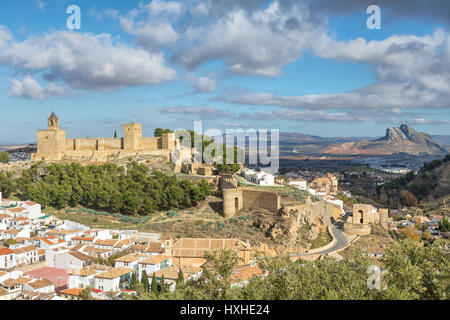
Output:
[217, 125, 449, 157]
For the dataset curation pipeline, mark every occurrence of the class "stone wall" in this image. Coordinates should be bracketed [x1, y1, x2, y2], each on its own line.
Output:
[242, 189, 280, 213]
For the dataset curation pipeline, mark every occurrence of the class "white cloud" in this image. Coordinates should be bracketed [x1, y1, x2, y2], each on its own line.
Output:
[120, 16, 179, 50]
[9, 76, 66, 100]
[186, 73, 217, 93]
[144, 0, 186, 16]
[0, 27, 176, 92]
[173, 1, 324, 76]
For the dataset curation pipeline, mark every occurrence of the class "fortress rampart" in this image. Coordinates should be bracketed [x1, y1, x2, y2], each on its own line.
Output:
[220, 175, 281, 218]
[32, 113, 179, 162]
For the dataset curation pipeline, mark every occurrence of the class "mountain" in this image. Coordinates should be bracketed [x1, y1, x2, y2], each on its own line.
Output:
[323, 124, 449, 155]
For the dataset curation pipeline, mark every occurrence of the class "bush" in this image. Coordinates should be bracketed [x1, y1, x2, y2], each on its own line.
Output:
[0, 152, 10, 163]
[167, 210, 178, 217]
[238, 215, 248, 221]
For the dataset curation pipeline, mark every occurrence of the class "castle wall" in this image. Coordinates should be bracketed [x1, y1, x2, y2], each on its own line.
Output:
[141, 137, 160, 150]
[242, 189, 281, 213]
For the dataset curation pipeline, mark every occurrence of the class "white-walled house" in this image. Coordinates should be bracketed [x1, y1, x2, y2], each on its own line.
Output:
[0, 248, 16, 269]
[24, 279, 55, 294]
[54, 251, 93, 271]
[137, 255, 172, 281]
[22, 202, 42, 220]
[12, 246, 38, 266]
[288, 179, 308, 190]
[94, 267, 133, 292]
[114, 254, 142, 273]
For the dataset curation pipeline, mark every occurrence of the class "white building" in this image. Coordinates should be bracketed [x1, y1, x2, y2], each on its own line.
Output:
[54, 251, 93, 271]
[0, 248, 16, 269]
[137, 255, 172, 281]
[288, 179, 308, 190]
[94, 267, 133, 292]
[12, 246, 38, 266]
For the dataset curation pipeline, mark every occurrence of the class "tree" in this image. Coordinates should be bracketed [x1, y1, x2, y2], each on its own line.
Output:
[176, 268, 185, 289]
[438, 216, 450, 232]
[383, 240, 449, 300]
[154, 128, 173, 137]
[160, 275, 167, 293]
[421, 229, 431, 241]
[151, 273, 158, 294]
[141, 270, 149, 292]
[398, 225, 421, 241]
[80, 287, 92, 300]
[114, 130, 118, 138]
[0, 152, 10, 163]
[130, 272, 138, 291]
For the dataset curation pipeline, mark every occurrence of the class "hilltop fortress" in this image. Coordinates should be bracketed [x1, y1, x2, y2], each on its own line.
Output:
[32, 113, 187, 164]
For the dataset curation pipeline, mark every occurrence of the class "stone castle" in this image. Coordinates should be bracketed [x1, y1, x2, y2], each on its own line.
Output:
[32, 113, 184, 163]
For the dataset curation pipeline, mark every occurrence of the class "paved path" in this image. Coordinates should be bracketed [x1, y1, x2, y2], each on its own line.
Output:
[290, 215, 351, 257]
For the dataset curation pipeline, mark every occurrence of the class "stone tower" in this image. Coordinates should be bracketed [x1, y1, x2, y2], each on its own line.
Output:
[123, 122, 142, 151]
[33, 112, 66, 161]
[48, 112, 59, 129]
[221, 175, 243, 219]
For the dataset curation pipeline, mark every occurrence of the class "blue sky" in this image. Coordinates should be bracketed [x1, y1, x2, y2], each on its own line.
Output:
[0, 0, 449, 144]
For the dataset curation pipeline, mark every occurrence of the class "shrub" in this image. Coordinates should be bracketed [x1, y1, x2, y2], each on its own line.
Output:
[167, 210, 178, 217]
[239, 215, 248, 221]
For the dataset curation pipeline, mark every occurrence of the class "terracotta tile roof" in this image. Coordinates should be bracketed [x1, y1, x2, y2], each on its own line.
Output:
[115, 238, 133, 248]
[37, 249, 45, 255]
[94, 239, 118, 247]
[146, 242, 163, 253]
[231, 265, 263, 284]
[11, 217, 29, 221]
[0, 248, 14, 255]
[28, 279, 54, 289]
[60, 288, 83, 296]
[0, 287, 7, 296]
[68, 267, 97, 277]
[2, 276, 33, 286]
[7, 207, 27, 213]
[151, 264, 201, 281]
[115, 254, 140, 263]
[72, 237, 94, 241]
[0, 214, 11, 219]
[172, 238, 250, 258]
[40, 238, 55, 246]
[68, 251, 93, 262]
[94, 267, 133, 279]
[132, 244, 148, 251]
[12, 246, 37, 254]
[24, 201, 38, 206]
[138, 255, 171, 265]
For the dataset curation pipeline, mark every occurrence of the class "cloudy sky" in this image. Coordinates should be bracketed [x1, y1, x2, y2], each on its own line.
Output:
[0, 0, 449, 144]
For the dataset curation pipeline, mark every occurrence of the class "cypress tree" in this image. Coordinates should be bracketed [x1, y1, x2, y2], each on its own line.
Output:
[176, 268, 184, 289]
[114, 130, 117, 138]
[151, 273, 158, 294]
[141, 270, 149, 292]
[130, 272, 138, 291]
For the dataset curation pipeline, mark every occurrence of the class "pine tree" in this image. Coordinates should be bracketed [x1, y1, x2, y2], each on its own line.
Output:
[141, 270, 149, 292]
[151, 273, 158, 294]
[114, 130, 117, 138]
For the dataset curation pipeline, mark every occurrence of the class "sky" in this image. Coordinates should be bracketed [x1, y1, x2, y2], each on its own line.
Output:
[0, 0, 449, 144]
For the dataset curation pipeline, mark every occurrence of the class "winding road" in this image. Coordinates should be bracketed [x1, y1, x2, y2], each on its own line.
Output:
[291, 212, 352, 257]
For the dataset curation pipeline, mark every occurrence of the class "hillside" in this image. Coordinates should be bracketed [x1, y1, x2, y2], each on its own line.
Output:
[374, 155, 450, 208]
